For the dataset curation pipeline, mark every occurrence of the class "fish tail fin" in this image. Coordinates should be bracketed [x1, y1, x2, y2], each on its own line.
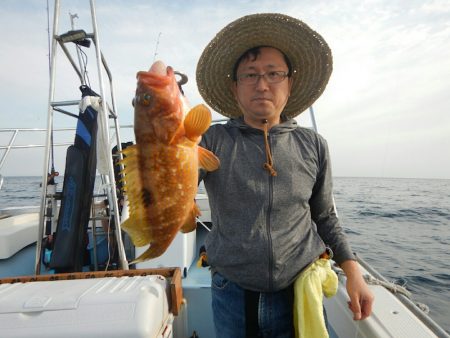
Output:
[198, 146, 220, 172]
[130, 242, 171, 264]
[184, 104, 212, 142]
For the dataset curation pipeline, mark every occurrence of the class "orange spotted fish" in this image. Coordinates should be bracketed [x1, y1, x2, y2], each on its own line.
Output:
[120, 60, 220, 263]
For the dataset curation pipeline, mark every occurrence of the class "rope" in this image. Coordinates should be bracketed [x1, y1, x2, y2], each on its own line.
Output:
[363, 274, 412, 298]
[415, 302, 430, 314]
[363, 274, 430, 314]
[332, 266, 430, 314]
[262, 119, 277, 176]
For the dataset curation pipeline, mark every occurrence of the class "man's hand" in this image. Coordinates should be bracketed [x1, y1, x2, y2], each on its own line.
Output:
[340, 259, 374, 320]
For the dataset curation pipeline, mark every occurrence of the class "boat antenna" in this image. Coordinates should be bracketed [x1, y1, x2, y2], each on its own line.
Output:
[69, 12, 91, 87]
[153, 32, 162, 63]
[69, 12, 78, 30]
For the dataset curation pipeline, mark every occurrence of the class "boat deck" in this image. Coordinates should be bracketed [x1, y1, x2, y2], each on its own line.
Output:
[1, 218, 446, 337]
[181, 226, 215, 336]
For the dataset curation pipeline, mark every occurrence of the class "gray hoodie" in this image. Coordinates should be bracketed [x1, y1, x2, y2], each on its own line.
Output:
[199, 117, 355, 292]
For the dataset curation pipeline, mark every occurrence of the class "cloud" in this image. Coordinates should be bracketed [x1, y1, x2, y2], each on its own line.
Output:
[1, 0, 449, 178]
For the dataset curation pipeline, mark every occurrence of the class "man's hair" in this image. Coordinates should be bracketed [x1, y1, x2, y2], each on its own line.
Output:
[232, 46, 293, 81]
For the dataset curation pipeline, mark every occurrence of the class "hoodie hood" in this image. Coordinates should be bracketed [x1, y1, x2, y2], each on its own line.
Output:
[226, 116, 299, 135]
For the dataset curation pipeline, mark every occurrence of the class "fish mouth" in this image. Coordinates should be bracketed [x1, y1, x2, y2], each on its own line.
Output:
[137, 62, 175, 89]
[148, 60, 178, 80]
[134, 61, 180, 112]
[148, 61, 177, 79]
[149, 60, 168, 75]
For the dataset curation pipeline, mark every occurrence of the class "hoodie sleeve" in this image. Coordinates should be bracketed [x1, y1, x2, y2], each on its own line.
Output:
[309, 136, 356, 265]
[198, 125, 215, 183]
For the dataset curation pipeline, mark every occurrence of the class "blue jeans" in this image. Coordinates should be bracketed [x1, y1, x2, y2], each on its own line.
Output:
[211, 271, 295, 338]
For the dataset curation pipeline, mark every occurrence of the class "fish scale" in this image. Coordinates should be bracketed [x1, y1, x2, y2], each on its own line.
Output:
[120, 60, 220, 263]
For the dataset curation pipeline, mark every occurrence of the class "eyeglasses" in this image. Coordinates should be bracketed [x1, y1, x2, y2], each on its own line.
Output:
[236, 71, 289, 85]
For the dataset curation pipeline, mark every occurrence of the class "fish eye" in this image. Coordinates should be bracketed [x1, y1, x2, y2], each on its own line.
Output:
[132, 93, 152, 107]
[142, 93, 151, 106]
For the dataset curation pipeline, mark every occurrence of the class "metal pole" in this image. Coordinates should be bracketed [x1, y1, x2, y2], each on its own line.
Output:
[36, 0, 60, 275]
[309, 106, 318, 133]
[0, 130, 19, 172]
[90, 0, 128, 270]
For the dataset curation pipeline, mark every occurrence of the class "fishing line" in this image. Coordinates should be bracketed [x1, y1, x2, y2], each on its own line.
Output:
[46, 0, 56, 174]
[196, 218, 211, 232]
[50, 132, 55, 173]
[152, 32, 162, 63]
[104, 215, 112, 271]
[353, 320, 360, 338]
[93, 181, 118, 271]
[46, 0, 52, 76]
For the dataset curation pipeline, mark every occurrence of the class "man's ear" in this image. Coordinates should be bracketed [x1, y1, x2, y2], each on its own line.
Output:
[231, 81, 238, 98]
[288, 77, 294, 95]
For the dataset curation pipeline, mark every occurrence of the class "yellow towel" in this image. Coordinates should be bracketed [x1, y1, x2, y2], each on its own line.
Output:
[294, 258, 338, 338]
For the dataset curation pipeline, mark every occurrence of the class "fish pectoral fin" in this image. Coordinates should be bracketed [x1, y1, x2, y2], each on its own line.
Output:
[184, 104, 212, 142]
[198, 146, 220, 172]
[180, 203, 200, 233]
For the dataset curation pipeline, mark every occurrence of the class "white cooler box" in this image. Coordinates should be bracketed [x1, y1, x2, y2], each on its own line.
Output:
[0, 275, 173, 338]
[135, 231, 196, 277]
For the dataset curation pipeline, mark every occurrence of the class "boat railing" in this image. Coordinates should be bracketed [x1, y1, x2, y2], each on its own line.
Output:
[355, 253, 450, 338]
[0, 125, 133, 180]
[0, 118, 229, 179]
[0, 117, 228, 193]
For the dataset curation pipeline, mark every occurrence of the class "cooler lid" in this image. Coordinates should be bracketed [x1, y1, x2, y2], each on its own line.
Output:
[0, 275, 169, 314]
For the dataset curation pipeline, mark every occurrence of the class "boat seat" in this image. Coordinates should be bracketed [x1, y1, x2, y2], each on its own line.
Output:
[0, 213, 39, 259]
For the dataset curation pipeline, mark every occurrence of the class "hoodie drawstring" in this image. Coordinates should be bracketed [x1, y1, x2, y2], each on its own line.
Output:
[262, 119, 277, 176]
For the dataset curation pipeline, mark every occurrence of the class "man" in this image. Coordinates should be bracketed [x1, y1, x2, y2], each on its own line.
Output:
[196, 13, 374, 337]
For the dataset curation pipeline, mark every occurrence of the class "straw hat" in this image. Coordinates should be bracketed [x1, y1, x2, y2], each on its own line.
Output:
[196, 13, 332, 119]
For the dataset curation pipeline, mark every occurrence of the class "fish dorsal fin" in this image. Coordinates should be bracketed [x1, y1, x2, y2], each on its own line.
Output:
[180, 203, 201, 233]
[119, 145, 153, 246]
[198, 146, 220, 172]
[184, 104, 211, 142]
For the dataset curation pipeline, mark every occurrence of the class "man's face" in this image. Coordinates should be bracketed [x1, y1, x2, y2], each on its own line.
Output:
[233, 47, 292, 127]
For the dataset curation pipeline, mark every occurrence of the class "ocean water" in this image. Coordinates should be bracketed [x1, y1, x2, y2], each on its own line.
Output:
[333, 177, 450, 334]
[1, 176, 449, 334]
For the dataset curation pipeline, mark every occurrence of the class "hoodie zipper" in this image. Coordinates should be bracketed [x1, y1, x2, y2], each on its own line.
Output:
[266, 132, 275, 291]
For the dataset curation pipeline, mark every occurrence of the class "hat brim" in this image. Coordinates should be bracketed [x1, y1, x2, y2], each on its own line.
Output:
[196, 13, 333, 119]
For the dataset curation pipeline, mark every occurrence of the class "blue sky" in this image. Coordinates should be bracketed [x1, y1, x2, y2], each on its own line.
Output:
[0, 0, 449, 178]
